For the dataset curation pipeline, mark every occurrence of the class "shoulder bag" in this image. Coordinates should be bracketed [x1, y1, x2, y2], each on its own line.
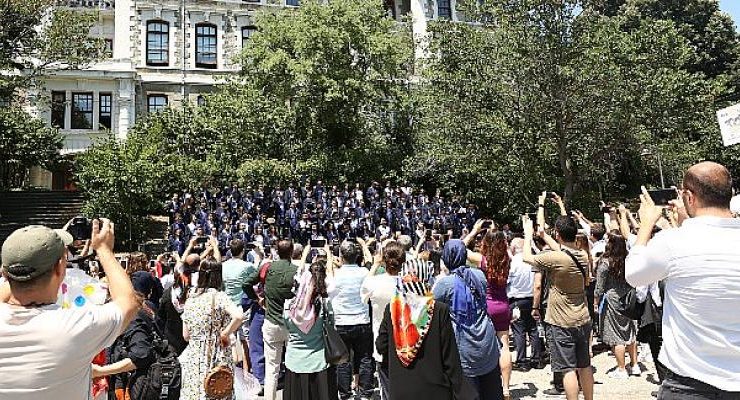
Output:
[321, 298, 349, 365]
[203, 292, 234, 399]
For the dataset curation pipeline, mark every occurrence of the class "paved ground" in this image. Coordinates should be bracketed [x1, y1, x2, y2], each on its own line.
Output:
[244, 346, 660, 400]
[509, 347, 660, 399]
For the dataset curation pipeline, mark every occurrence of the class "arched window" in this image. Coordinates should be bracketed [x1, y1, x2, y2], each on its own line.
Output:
[195, 23, 217, 69]
[146, 21, 169, 66]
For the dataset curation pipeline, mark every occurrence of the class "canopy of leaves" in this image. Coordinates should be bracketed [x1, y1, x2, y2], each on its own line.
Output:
[0, 0, 103, 98]
[0, 106, 62, 189]
[413, 0, 721, 219]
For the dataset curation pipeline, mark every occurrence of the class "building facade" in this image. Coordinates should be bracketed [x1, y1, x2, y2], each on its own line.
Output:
[28, 0, 460, 187]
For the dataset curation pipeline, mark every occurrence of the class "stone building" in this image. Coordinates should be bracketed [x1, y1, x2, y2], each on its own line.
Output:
[29, 0, 461, 187]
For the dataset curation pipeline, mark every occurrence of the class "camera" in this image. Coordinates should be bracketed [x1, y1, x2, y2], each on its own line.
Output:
[67, 216, 94, 241]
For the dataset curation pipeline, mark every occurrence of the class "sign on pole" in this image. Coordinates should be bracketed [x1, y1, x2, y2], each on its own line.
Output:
[717, 103, 740, 146]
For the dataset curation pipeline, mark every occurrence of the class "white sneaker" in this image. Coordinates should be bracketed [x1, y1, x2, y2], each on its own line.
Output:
[628, 365, 642, 376]
[608, 369, 629, 379]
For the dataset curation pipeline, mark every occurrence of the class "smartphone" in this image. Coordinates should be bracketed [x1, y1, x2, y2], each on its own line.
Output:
[481, 220, 492, 230]
[648, 188, 678, 206]
[119, 259, 128, 270]
[196, 236, 209, 245]
[148, 260, 156, 270]
[526, 213, 537, 221]
[310, 239, 326, 248]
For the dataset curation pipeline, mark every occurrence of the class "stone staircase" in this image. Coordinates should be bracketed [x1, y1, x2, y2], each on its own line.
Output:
[0, 191, 85, 247]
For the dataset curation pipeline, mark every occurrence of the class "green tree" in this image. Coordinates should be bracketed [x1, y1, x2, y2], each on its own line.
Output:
[0, 106, 63, 189]
[589, 0, 739, 78]
[412, 1, 717, 218]
[224, 0, 414, 182]
[0, 0, 103, 98]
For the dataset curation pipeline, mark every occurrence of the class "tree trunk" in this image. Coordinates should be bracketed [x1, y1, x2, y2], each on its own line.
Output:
[556, 115, 575, 205]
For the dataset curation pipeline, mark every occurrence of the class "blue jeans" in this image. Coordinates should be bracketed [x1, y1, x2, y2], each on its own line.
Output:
[336, 323, 375, 398]
[248, 304, 266, 385]
[658, 371, 740, 400]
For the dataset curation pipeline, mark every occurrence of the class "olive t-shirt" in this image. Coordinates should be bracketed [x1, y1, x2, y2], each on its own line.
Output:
[531, 248, 591, 328]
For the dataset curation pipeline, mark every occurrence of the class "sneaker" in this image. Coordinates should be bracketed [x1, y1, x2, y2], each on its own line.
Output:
[542, 387, 565, 396]
[608, 369, 629, 379]
[627, 365, 642, 377]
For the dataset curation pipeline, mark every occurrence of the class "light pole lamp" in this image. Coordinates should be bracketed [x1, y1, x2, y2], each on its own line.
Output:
[641, 148, 665, 188]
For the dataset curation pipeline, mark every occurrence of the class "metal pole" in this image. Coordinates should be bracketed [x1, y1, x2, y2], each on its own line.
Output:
[657, 151, 665, 188]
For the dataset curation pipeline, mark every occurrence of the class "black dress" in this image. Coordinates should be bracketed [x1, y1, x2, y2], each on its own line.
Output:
[376, 301, 478, 400]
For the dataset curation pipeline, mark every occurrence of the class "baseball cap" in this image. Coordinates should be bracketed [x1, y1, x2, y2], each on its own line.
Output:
[1, 225, 73, 282]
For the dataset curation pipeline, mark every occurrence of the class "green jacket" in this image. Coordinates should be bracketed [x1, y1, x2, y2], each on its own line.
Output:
[243, 259, 298, 326]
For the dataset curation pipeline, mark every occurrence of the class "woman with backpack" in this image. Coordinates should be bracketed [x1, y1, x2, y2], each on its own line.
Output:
[432, 239, 504, 400]
[594, 234, 639, 379]
[179, 258, 244, 400]
[94, 271, 181, 400]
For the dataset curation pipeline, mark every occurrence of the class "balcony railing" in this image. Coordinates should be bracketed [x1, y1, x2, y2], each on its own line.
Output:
[55, 0, 114, 10]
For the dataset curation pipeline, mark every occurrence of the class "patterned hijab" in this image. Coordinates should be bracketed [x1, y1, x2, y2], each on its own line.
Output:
[390, 259, 436, 367]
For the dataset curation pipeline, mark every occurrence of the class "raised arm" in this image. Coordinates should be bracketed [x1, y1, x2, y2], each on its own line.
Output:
[552, 192, 567, 216]
[617, 205, 632, 239]
[92, 219, 139, 330]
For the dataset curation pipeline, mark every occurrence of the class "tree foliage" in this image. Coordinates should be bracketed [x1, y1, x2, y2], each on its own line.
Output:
[413, 1, 721, 219]
[0, 106, 62, 189]
[0, 0, 103, 98]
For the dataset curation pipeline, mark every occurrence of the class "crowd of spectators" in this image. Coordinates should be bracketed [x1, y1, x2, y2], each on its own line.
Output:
[165, 180, 483, 254]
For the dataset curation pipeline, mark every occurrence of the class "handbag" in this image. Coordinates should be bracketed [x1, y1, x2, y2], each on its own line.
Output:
[320, 298, 349, 365]
[203, 292, 234, 399]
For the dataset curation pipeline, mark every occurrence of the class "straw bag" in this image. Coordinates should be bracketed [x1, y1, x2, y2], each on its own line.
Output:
[203, 292, 234, 399]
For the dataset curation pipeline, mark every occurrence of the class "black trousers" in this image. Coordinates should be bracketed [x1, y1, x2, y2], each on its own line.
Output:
[640, 323, 668, 383]
[509, 297, 543, 364]
[658, 371, 740, 400]
[336, 323, 375, 398]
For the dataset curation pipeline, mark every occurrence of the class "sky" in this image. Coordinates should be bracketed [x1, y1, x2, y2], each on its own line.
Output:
[719, 0, 740, 30]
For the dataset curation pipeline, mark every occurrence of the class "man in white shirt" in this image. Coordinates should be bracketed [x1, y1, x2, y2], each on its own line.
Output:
[328, 241, 374, 400]
[0, 220, 138, 400]
[507, 238, 542, 370]
[626, 161, 740, 398]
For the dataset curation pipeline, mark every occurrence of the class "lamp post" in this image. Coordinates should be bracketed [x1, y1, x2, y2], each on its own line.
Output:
[641, 148, 665, 188]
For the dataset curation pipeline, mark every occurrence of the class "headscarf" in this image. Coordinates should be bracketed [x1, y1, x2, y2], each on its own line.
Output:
[442, 240, 486, 327]
[288, 270, 317, 334]
[390, 259, 435, 367]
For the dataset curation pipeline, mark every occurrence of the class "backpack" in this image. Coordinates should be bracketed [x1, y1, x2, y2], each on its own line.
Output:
[128, 331, 182, 400]
[112, 308, 182, 400]
[617, 288, 645, 321]
[255, 262, 272, 308]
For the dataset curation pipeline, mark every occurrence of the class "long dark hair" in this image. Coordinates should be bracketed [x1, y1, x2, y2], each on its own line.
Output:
[310, 260, 328, 300]
[604, 234, 628, 281]
[480, 231, 510, 287]
[196, 257, 224, 293]
[174, 260, 197, 305]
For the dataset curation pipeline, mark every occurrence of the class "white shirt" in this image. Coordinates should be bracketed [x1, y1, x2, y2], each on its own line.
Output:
[506, 254, 535, 299]
[625, 216, 740, 391]
[360, 273, 398, 361]
[0, 302, 124, 400]
[327, 264, 370, 326]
